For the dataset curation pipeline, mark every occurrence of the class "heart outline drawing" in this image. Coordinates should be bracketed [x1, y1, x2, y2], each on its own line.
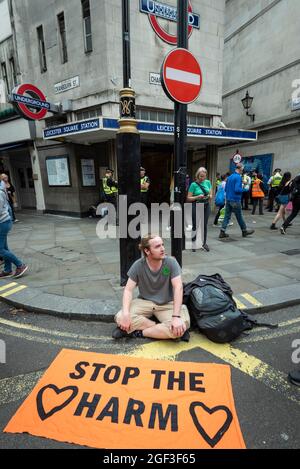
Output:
[36, 384, 79, 421]
[189, 401, 233, 448]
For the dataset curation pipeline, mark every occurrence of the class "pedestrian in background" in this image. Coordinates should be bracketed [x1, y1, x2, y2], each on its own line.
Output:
[281, 174, 300, 234]
[213, 174, 227, 226]
[267, 168, 282, 212]
[241, 171, 251, 210]
[219, 163, 254, 239]
[251, 173, 265, 215]
[187, 167, 212, 252]
[0, 174, 18, 223]
[0, 183, 28, 278]
[270, 172, 292, 230]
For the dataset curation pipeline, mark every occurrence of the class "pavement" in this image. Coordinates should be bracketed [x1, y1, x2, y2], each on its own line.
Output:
[0, 208, 299, 320]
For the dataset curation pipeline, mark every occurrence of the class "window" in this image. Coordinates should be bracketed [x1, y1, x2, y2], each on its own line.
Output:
[37, 25, 47, 72]
[57, 12, 68, 63]
[9, 58, 17, 87]
[82, 0, 92, 52]
[76, 106, 102, 121]
[1, 62, 9, 94]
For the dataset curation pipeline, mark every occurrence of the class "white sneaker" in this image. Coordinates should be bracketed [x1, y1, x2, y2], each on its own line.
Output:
[185, 225, 193, 231]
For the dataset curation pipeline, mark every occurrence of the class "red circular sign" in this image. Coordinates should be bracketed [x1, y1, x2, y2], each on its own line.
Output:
[13, 83, 48, 120]
[149, 1, 194, 45]
[161, 48, 202, 104]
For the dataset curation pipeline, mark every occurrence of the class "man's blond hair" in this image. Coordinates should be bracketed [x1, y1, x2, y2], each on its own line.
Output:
[138, 234, 161, 257]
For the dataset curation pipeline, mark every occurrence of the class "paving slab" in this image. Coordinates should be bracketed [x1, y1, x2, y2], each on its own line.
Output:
[0, 209, 299, 320]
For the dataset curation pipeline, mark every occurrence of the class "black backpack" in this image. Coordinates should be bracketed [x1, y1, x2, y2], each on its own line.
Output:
[188, 283, 277, 343]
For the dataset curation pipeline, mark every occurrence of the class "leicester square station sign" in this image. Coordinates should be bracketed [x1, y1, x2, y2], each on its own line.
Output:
[140, 0, 200, 45]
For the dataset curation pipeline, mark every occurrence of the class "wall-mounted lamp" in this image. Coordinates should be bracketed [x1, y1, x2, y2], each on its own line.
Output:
[241, 91, 255, 122]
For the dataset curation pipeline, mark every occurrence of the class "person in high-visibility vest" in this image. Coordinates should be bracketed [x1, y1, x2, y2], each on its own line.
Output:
[251, 173, 265, 215]
[267, 168, 282, 212]
[102, 168, 118, 207]
[140, 167, 150, 207]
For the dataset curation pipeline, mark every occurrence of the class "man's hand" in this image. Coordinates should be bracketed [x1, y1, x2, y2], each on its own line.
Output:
[117, 312, 131, 333]
[171, 317, 186, 338]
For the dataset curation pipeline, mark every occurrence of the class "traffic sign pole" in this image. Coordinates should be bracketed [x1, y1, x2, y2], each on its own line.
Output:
[171, 0, 189, 266]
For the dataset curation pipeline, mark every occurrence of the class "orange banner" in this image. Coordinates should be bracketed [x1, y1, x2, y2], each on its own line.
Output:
[4, 349, 245, 449]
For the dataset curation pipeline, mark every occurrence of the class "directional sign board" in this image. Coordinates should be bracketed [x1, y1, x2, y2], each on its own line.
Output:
[10, 83, 50, 120]
[161, 48, 202, 104]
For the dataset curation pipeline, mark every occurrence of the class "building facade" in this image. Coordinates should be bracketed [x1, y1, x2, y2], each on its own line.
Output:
[0, 0, 256, 216]
[218, 0, 300, 178]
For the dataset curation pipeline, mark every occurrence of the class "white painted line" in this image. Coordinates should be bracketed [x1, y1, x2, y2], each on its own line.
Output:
[166, 67, 200, 85]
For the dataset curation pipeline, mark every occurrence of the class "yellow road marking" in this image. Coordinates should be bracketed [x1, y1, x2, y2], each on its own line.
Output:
[233, 296, 247, 309]
[0, 282, 18, 292]
[127, 336, 300, 404]
[0, 317, 112, 341]
[0, 285, 27, 298]
[241, 293, 263, 307]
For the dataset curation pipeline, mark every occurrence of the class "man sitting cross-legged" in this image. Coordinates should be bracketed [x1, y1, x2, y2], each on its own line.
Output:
[112, 234, 190, 340]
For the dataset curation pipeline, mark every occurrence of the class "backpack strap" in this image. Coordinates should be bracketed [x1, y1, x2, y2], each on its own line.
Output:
[242, 312, 278, 329]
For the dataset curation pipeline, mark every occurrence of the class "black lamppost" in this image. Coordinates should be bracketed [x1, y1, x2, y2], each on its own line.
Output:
[241, 91, 255, 122]
[117, 0, 141, 286]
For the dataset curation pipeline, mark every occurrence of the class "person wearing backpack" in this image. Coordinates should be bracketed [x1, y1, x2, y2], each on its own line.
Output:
[187, 167, 212, 252]
[280, 175, 300, 234]
[213, 174, 227, 226]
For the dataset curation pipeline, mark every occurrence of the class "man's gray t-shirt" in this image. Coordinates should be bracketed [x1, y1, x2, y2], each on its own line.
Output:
[127, 256, 181, 305]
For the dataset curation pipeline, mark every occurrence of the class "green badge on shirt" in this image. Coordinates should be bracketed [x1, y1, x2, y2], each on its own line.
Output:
[162, 266, 171, 276]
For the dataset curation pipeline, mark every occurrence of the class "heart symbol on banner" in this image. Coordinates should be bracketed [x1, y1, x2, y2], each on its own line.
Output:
[36, 384, 79, 421]
[189, 402, 233, 448]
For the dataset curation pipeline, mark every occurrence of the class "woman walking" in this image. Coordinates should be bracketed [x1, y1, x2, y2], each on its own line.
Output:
[281, 175, 300, 234]
[187, 167, 212, 252]
[270, 172, 292, 230]
[0, 183, 28, 278]
[1, 174, 18, 222]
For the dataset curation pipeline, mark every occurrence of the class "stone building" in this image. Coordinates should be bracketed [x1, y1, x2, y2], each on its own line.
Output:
[0, 0, 256, 216]
[219, 0, 300, 179]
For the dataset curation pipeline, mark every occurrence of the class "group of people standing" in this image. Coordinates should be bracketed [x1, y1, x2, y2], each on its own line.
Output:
[188, 162, 300, 251]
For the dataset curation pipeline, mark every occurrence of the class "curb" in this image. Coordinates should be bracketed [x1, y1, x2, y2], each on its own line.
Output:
[0, 280, 300, 322]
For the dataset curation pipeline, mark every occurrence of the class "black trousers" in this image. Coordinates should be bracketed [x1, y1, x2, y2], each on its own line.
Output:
[282, 198, 300, 229]
[252, 198, 264, 215]
[267, 187, 279, 211]
[214, 205, 224, 225]
[242, 191, 249, 209]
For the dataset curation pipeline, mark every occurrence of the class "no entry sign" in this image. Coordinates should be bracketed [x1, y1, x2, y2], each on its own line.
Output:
[11, 83, 50, 120]
[161, 48, 202, 104]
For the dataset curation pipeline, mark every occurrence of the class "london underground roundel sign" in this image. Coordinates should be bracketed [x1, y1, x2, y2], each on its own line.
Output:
[11, 83, 50, 120]
[161, 48, 202, 104]
[140, 0, 200, 45]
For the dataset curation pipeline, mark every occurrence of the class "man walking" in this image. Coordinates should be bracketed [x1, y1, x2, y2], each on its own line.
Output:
[219, 163, 254, 239]
[112, 234, 190, 340]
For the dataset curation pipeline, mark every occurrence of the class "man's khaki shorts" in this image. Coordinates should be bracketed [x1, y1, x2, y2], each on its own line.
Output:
[115, 298, 190, 339]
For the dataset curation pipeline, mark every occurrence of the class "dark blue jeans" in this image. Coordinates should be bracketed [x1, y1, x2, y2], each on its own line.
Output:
[0, 219, 23, 273]
[221, 201, 247, 232]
